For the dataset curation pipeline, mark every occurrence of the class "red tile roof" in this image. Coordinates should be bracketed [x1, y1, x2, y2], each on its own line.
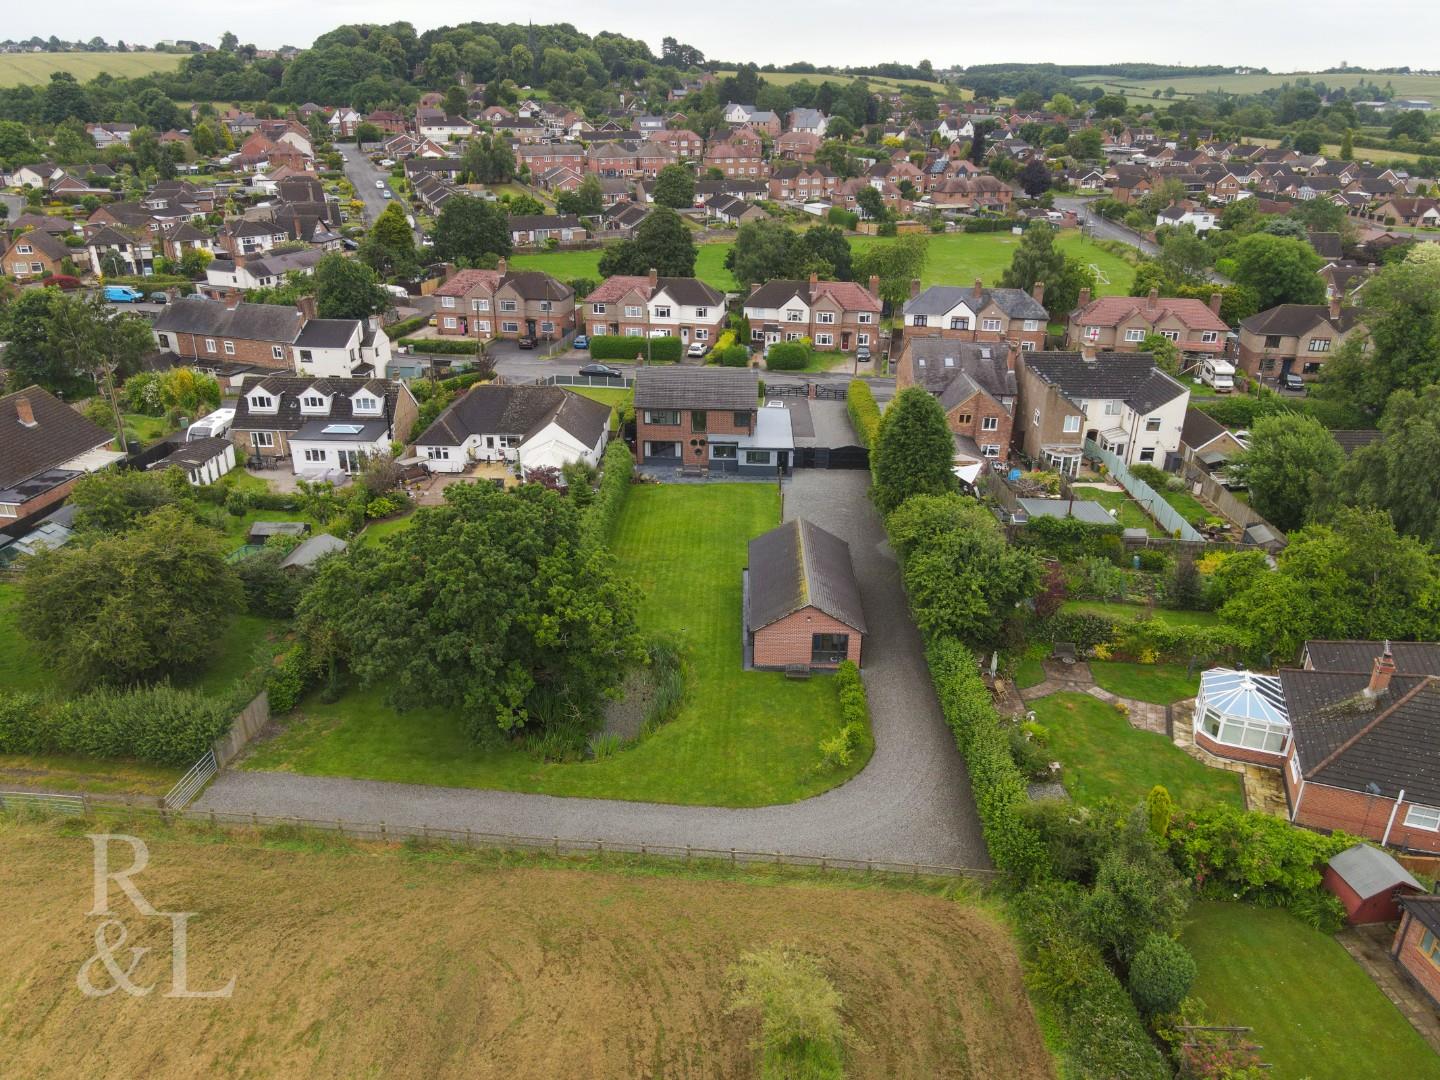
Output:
[584, 275, 652, 303]
[1073, 295, 1228, 333]
[812, 280, 881, 312]
[435, 269, 502, 297]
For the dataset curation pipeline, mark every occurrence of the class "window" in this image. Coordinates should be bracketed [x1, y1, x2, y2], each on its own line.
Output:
[785, 308, 805, 323]
[444, 317, 457, 329]
[500, 300, 517, 313]
[695, 329, 709, 341]
[690, 411, 707, 433]
[156, 333, 171, 350]
[1308, 338, 1332, 353]
[858, 312, 873, 324]
[1160, 330, 1180, 342]
[16, 244, 31, 255]
[1264, 334, 1283, 349]
[252, 431, 274, 448]
[726, 410, 749, 429]
[1084, 326, 1101, 341]
[1103, 400, 1121, 415]
[301, 395, 326, 409]
[1199, 707, 1287, 753]
[205, 338, 217, 353]
[1261, 357, 1277, 372]
[644, 410, 679, 426]
[499, 435, 522, 450]
[981, 318, 1002, 332]
[816, 311, 835, 325]
[624, 305, 643, 318]
[1201, 331, 1219, 343]
[1124, 328, 1146, 342]
[624, 327, 643, 337]
[710, 443, 737, 460]
[1405, 805, 1440, 832]
[695, 307, 708, 319]
[271, 345, 285, 361]
[1063, 415, 1081, 434]
[1032, 408, 1040, 427]
[441, 296, 455, 309]
[1419, 929, 1440, 970]
[475, 321, 490, 333]
[857, 334, 870, 346]
[250, 394, 274, 410]
[1023, 320, 1040, 332]
[502, 322, 519, 334]
[744, 450, 771, 465]
[1288, 754, 1301, 784]
[946, 316, 968, 330]
[653, 305, 671, 319]
[354, 396, 379, 413]
[1021, 340, 1036, 351]
[815, 333, 833, 346]
[956, 412, 972, 426]
[474, 299, 491, 312]
[982, 445, 1000, 457]
[224, 341, 236, 355]
[981, 416, 999, 432]
[425, 446, 450, 460]
[1145, 417, 1162, 432]
[303, 449, 326, 463]
[811, 633, 850, 662]
[541, 321, 554, 333]
[1138, 447, 1156, 463]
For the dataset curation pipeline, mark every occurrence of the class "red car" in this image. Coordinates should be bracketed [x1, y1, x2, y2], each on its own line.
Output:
[40, 274, 81, 291]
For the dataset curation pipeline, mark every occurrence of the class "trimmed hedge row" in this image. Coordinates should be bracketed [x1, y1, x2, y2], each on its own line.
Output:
[0, 684, 237, 767]
[387, 314, 427, 338]
[764, 341, 809, 371]
[714, 345, 750, 367]
[846, 379, 880, 447]
[926, 636, 1048, 880]
[1045, 610, 1243, 662]
[588, 335, 681, 362]
[397, 337, 480, 355]
[584, 441, 634, 542]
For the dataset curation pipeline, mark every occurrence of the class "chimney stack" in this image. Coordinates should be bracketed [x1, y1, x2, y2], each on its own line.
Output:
[1329, 293, 1342, 320]
[14, 395, 36, 428]
[1077, 287, 1091, 309]
[296, 294, 317, 321]
[909, 277, 922, 300]
[224, 291, 244, 310]
[972, 277, 983, 300]
[442, 262, 457, 282]
[1032, 280, 1045, 305]
[867, 274, 879, 297]
[1364, 643, 1396, 699]
[1208, 291, 1222, 316]
[650, 267, 659, 288]
[1147, 286, 1159, 306]
[497, 257, 508, 276]
[808, 271, 819, 286]
[1081, 343, 1097, 362]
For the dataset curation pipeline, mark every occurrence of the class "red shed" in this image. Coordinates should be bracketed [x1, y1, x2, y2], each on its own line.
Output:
[1324, 843, 1423, 925]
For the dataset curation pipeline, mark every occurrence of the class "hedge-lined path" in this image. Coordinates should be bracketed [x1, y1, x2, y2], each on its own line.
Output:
[196, 471, 990, 870]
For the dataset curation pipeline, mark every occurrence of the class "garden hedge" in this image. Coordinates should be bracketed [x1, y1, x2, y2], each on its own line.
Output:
[396, 337, 480, 355]
[584, 441, 634, 543]
[386, 314, 427, 338]
[588, 335, 681, 362]
[714, 345, 750, 367]
[764, 341, 810, 371]
[846, 380, 880, 447]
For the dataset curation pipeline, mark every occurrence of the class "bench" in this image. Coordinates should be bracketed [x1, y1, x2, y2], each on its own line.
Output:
[1051, 641, 1078, 666]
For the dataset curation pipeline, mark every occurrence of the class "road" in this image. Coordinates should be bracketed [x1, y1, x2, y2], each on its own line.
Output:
[339, 147, 421, 240]
[0, 192, 22, 222]
[194, 469, 988, 870]
[1055, 195, 1230, 284]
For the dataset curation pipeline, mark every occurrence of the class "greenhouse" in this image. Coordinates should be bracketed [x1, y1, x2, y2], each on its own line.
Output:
[1194, 669, 1290, 758]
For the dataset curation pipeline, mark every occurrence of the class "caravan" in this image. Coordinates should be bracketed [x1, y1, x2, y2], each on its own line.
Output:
[187, 408, 236, 441]
[1199, 359, 1236, 393]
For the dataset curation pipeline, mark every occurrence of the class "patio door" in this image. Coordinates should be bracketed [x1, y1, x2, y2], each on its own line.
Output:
[337, 449, 361, 473]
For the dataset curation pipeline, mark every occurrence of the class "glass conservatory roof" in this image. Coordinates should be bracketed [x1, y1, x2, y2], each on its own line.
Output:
[1197, 669, 1289, 728]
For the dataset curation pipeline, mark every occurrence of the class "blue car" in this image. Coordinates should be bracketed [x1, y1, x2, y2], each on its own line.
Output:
[572, 334, 590, 350]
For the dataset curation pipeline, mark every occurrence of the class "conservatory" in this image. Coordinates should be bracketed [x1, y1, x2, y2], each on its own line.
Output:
[1193, 669, 1291, 763]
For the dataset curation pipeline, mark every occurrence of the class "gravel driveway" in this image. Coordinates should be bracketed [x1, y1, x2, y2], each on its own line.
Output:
[195, 471, 988, 869]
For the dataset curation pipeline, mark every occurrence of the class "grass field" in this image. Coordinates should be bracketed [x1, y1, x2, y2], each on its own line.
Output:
[1074, 70, 1440, 105]
[0, 51, 186, 87]
[1031, 692, 1243, 809]
[1183, 902, 1440, 1080]
[714, 69, 958, 96]
[1059, 599, 1221, 628]
[563, 385, 632, 430]
[245, 484, 866, 806]
[0, 818, 1051, 1079]
[511, 228, 1136, 296]
[1089, 660, 1201, 704]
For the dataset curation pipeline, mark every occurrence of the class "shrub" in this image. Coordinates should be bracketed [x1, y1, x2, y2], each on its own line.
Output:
[583, 441, 634, 542]
[1016, 515, 1123, 561]
[846, 379, 881, 447]
[1128, 934, 1197, 1017]
[234, 548, 308, 617]
[715, 344, 751, 367]
[266, 641, 322, 714]
[819, 660, 870, 770]
[726, 946, 848, 1080]
[588, 334, 682, 362]
[1045, 611, 1120, 652]
[1135, 548, 1171, 573]
[363, 494, 403, 519]
[1071, 555, 1128, 601]
[1129, 463, 1171, 489]
[764, 341, 810, 371]
[396, 337, 479, 355]
[386, 314, 427, 338]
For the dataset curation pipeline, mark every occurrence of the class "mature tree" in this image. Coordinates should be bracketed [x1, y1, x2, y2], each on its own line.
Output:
[852, 234, 928, 311]
[313, 253, 390, 319]
[1018, 158, 1052, 197]
[1065, 128, 1104, 161]
[870, 387, 956, 514]
[69, 466, 194, 534]
[1140, 333, 1181, 377]
[998, 224, 1095, 319]
[0, 120, 38, 167]
[597, 206, 696, 277]
[354, 121, 382, 147]
[18, 507, 242, 688]
[359, 201, 418, 279]
[1231, 413, 1343, 532]
[1155, 225, 1213, 286]
[652, 163, 695, 209]
[1338, 128, 1354, 161]
[799, 225, 853, 282]
[1092, 94, 1128, 119]
[441, 84, 468, 120]
[855, 185, 887, 222]
[1318, 250, 1440, 416]
[460, 134, 516, 184]
[1046, 93, 1077, 117]
[189, 120, 218, 157]
[886, 494, 1042, 647]
[504, 192, 546, 216]
[1338, 385, 1440, 546]
[1230, 233, 1325, 310]
[0, 289, 83, 397]
[432, 195, 512, 264]
[297, 482, 644, 738]
[555, 174, 603, 217]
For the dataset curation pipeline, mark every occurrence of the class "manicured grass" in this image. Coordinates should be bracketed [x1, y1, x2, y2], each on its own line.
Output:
[563, 386, 632, 430]
[1031, 692, 1243, 809]
[1072, 485, 1160, 535]
[0, 51, 185, 87]
[120, 412, 174, 447]
[0, 583, 48, 693]
[508, 247, 605, 282]
[693, 242, 739, 291]
[356, 513, 416, 547]
[184, 614, 287, 696]
[245, 484, 864, 806]
[1015, 657, 1047, 689]
[1089, 660, 1200, 704]
[1182, 902, 1440, 1080]
[1060, 600, 1221, 628]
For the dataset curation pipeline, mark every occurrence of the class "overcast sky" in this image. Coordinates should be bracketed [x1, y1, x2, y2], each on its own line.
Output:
[9, 2, 1434, 73]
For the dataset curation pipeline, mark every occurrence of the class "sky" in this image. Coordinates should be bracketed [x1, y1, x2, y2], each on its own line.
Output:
[7, 1, 1436, 73]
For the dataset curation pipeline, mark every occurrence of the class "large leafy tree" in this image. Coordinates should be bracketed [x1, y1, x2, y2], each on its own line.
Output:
[70, 467, 195, 535]
[852, 234, 928, 312]
[555, 174, 603, 217]
[18, 506, 242, 688]
[297, 482, 644, 738]
[997, 223, 1095, 320]
[870, 387, 956, 514]
[597, 206, 696, 277]
[1230, 233, 1324, 310]
[651, 163, 695, 209]
[0, 288, 82, 397]
[1338, 385, 1440, 547]
[359, 201, 418, 279]
[431, 195, 512, 265]
[726, 221, 854, 287]
[314, 253, 390, 319]
[460, 134, 516, 184]
[1230, 413, 1342, 533]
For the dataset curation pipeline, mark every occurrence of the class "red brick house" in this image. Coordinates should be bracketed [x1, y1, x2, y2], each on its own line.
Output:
[742, 275, 882, 353]
[1392, 895, 1440, 1009]
[928, 175, 1013, 210]
[774, 131, 821, 162]
[583, 271, 727, 347]
[1067, 288, 1229, 359]
[433, 260, 575, 342]
[767, 165, 839, 203]
[894, 338, 1018, 462]
[746, 518, 867, 670]
[0, 386, 120, 528]
[151, 295, 305, 370]
[634, 367, 794, 474]
[3, 228, 69, 279]
[703, 137, 766, 178]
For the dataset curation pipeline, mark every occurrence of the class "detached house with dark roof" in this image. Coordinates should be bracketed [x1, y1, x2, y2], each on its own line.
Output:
[745, 518, 867, 670]
[583, 270, 727, 347]
[634, 367, 793, 474]
[895, 339, 1018, 462]
[230, 375, 417, 475]
[0, 386, 122, 527]
[903, 280, 1050, 352]
[1016, 350, 1190, 475]
[411, 385, 610, 475]
[3, 228, 69, 279]
[742, 275, 882, 354]
[433, 260, 575, 342]
[1237, 296, 1363, 387]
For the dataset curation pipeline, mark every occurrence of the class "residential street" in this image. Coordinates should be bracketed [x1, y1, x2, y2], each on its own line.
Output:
[194, 470, 988, 870]
[339, 146, 421, 240]
[1056, 194, 1231, 284]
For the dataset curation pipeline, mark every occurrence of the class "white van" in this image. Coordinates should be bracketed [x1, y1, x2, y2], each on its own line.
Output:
[1200, 359, 1236, 393]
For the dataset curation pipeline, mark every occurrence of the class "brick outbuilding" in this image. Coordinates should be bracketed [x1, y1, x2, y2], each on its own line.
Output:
[745, 518, 866, 670]
[1323, 843, 1423, 925]
[1392, 895, 1440, 1009]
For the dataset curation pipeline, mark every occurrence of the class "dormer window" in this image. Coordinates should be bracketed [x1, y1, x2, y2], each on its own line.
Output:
[249, 393, 276, 411]
[301, 394, 327, 411]
[353, 395, 380, 414]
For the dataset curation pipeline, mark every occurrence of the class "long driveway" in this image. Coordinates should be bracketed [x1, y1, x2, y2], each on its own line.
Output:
[194, 470, 988, 869]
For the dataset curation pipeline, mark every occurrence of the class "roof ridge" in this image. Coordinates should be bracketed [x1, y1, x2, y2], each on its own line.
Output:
[1306, 675, 1439, 780]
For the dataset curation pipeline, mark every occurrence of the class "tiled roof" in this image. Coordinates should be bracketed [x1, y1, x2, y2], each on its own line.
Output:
[413, 385, 607, 449]
[634, 367, 757, 411]
[747, 518, 867, 635]
[1304, 640, 1440, 676]
[0, 385, 113, 490]
[434, 269, 502, 297]
[1073, 294, 1229, 333]
[745, 279, 880, 313]
[904, 284, 1047, 320]
[154, 298, 305, 343]
[1023, 352, 1186, 415]
[232, 375, 400, 433]
[904, 339, 1016, 404]
[1240, 303, 1362, 336]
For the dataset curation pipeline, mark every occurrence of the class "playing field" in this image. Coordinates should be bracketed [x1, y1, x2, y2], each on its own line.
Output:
[0, 51, 185, 87]
[0, 819, 1054, 1079]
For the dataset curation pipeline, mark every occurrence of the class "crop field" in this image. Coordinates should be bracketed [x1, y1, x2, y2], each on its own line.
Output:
[1073, 71, 1440, 105]
[714, 70, 960, 96]
[0, 52, 186, 87]
[0, 819, 1053, 1079]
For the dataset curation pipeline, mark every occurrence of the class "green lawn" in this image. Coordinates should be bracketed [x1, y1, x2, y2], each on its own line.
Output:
[1060, 600, 1221, 628]
[1072, 486, 1160, 535]
[563, 386, 632, 430]
[245, 484, 866, 806]
[0, 582, 48, 693]
[1089, 661, 1200, 704]
[121, 412, 175, 447]
[0, 753, 182, 796]
[1015, 657, 1047, 690]
[356, 513, 416, 547]
[1183, 902, 1440, 1080]
[1030, 692, 1243, 809]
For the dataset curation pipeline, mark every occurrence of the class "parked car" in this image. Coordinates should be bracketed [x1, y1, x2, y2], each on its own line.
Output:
[1282, 372, 1306, 393]
[382, 190, 392, 199]
[147, 292, 168, 304]
[855, 345, 872, 363]
[686, 341, 708, 358]
[579, 363, 622, 377]
[102, 285, 143, 303]
[375, 180, 385, 188]
[39, 274, 80, 291]
[517, 336, 538, 350]
[571, 334, 589, 350]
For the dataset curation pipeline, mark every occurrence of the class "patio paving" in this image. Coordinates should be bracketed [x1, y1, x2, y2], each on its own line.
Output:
[1337, 922, 1440, 1057]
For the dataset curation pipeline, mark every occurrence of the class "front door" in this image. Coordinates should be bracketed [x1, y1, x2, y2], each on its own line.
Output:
[525, 318, 536, 336]
[841, 331, 852, 350]
[337, 449, 361, 473]
[680, 327, 689, 342]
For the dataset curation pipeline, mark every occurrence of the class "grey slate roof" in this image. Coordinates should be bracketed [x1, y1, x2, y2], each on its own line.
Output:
[904, 339, 1016, 406]
[1327, 843, 1421, 898]
[903, 284, 1048, 321]
[1304, 640, 1440, 676]
[635, 367, 757, 412]
[8, 229, 70, 261]
[747, 518, 866, 635]
[154, 436, 230, 471]
[1240, 303, 1362, 337]
[154, 297, 305, 344]
[232, 375, 400, 433]
[1180, 406, 1230, 452]
[242, 247, 324, 279]
[0, 385, 113, 490]
[1022, 352, 1185, 415]
[414, 385, 608, 449]
[293, 319, 360, 349]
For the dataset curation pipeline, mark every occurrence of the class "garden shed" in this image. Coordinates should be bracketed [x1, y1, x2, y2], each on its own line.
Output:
[1325, 844, 1423, 924]
[1193, 668, 1290, 766]
[745, 518, 866, 670]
